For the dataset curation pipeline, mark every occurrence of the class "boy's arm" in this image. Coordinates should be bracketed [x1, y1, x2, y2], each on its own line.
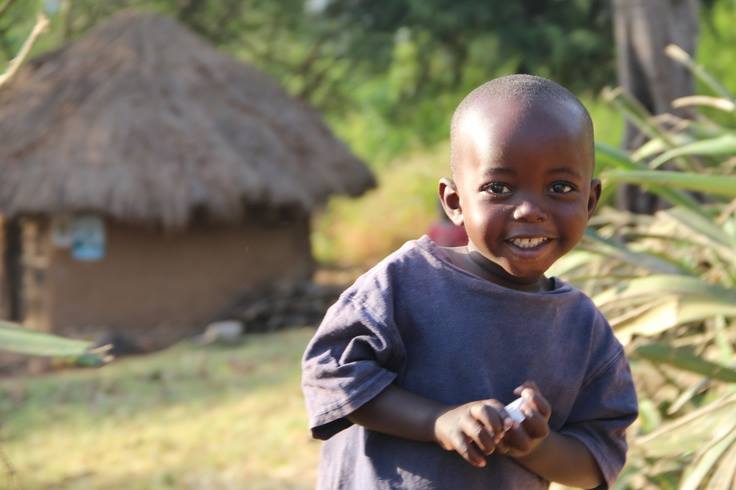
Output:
[494, 383, 603, 489]
[349, 384, 510, 468]
[347, 384, 442, 443]
[513, 432, 603, 489]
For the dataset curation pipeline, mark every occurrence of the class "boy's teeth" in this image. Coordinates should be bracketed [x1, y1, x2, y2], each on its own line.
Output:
[510, 237, 548, 248]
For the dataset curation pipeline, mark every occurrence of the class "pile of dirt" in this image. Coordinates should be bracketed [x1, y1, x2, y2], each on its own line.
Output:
[214, 281, 344, 333]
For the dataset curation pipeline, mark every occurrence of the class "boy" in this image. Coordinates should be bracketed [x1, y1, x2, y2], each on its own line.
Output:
[302, 75, 638, 489]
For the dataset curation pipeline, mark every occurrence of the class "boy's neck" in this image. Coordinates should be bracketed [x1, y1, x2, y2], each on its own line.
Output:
[443, 245, 553, 292]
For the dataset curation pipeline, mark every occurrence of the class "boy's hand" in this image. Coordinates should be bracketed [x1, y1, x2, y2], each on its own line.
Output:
[497, 382, 551, 458]
[433, 399, 511, 468]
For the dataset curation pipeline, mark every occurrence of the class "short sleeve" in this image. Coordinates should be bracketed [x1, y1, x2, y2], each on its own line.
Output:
[301, 291, 406, 440]
[560, 345, 638, 489]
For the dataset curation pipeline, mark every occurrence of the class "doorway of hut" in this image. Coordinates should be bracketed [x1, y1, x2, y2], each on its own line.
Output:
[2, 217, 22, 322]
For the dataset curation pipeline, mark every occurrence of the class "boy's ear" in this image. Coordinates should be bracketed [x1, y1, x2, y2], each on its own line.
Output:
[587, 178, 602, 218]
[439, 177, 464, 226]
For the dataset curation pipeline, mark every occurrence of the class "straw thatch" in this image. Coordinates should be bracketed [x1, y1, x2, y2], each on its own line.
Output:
[0, 10, 374, 228]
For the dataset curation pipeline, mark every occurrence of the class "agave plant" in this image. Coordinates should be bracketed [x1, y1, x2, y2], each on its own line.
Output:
[0, 321, 111, 367]
[549, 45, 736, 489]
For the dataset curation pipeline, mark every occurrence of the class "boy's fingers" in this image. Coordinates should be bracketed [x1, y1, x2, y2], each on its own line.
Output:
[469, 403, 505, 442]
[523, 389, 551, 421]
[460, 417, 495, 455]
[450, 431, 486, 467]
[520, 411, 550, 439]
[501, 423, 531, 454]
[515, 381, 552, 420]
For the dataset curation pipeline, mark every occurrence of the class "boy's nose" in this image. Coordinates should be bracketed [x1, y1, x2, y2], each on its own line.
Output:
[512, 200, 547, 222]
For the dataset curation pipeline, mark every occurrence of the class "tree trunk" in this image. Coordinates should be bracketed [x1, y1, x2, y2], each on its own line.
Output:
[613, 0, 699, 213]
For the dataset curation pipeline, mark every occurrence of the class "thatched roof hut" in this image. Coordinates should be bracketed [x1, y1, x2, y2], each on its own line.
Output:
[0, 10, 374, 343]
[0, 10, 374, 229]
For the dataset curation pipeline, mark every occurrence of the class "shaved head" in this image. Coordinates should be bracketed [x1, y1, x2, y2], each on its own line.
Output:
[450, 75, 594, 175]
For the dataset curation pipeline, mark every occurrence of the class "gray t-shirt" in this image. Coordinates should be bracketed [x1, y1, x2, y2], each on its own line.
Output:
[302, 236, 638, 489]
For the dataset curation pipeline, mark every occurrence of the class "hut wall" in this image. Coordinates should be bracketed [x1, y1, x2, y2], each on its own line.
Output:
[44, 217, 312, 342]
[0, 215, 6, 319]
[20, 218, 53, 332]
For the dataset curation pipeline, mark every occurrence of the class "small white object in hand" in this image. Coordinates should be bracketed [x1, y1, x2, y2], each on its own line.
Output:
[505, 397, 526, 424]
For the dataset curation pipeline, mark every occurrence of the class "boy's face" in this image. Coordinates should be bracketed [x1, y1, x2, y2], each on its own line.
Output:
[441, 98, 600, 290]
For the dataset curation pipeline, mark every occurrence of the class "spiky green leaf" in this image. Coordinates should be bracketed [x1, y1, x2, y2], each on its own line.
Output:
[0, 321, 109, 366]
[611, 298, 736, 344]
[593, 275, 736, 309]
[582, 229, 684, 275]
[634, 343, 736, 382]
[649, 134, 736, 168]
[681, 423, 736, 490]
[603, 170, 736, 198]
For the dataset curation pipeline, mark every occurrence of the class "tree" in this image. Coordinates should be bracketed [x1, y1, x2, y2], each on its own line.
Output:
[0, 0, 48, 89]
[612, 0, 700, 213]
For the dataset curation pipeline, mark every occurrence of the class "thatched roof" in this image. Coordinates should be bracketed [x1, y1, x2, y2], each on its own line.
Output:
[0, 10, 374, 228]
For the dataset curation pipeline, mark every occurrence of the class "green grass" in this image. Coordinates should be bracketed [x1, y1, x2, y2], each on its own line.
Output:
[0, 329, 319, 490]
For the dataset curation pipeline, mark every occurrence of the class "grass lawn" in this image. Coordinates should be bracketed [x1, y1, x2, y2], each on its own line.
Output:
[0, 328, 320, 490]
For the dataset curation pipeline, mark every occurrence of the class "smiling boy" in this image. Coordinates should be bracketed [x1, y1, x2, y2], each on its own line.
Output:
[302, 75, 638, 489]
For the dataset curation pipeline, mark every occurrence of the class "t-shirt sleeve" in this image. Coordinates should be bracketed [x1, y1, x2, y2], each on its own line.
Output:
[301, 288, 406, 440]
[559, 317, 638, 489]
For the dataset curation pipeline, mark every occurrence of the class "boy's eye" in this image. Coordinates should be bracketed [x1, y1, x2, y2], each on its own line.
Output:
[484, 182, 512, 195]
[550, 182, 575, 194]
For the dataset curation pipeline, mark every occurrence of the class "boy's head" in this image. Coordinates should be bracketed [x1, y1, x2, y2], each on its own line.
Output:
[439, 74, 601, 290]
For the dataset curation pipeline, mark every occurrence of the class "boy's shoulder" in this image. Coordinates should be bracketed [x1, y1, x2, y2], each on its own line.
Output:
[355, 235, 440, 276]
[340, 236, 439, 300]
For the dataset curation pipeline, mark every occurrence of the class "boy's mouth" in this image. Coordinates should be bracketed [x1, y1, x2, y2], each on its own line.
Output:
[507, 237, 550, 249]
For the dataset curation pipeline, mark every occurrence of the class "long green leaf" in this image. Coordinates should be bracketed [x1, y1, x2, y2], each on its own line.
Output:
[649, 134, 736, 169]
[707, 442, 736, 490]
[582, 229, 685, 275]
[0, 321, 89, 356]
[595, 142, 643, 171]
[657, 207, 736, 268]
[681, 423, 736, 490]
[602, 88, 679, 149]
[611, 298, 736, 344]
[672, 95, 736, 113]
[662, 207, 736, 250]
[665, 44, 735, 101]
[636, 395, 736, 462]
[714, 316, 734, 364]
[595, 146, 702, 210]
[0, 321, 109, 366]
[546, 250, 602, 278]
[604, 170, 736, 198]
[593, 275, 736, 308]
[634, 343, 736, 382]
[632, 134, 693, 162]
[637, 394, 736, 448]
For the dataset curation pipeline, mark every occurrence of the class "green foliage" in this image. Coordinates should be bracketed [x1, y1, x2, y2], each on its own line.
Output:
[698, 0, 736, 105]
[321, 0, 615, 92]
[555, 52, 736, 489]
[0, 0, 623, 165]
[313, 142, 448, 265]
[0, 321, 110, 367]
[2, 0, 734, 166]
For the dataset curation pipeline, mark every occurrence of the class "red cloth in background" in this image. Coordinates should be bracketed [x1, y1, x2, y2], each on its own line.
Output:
[427, 221, 468, 247]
